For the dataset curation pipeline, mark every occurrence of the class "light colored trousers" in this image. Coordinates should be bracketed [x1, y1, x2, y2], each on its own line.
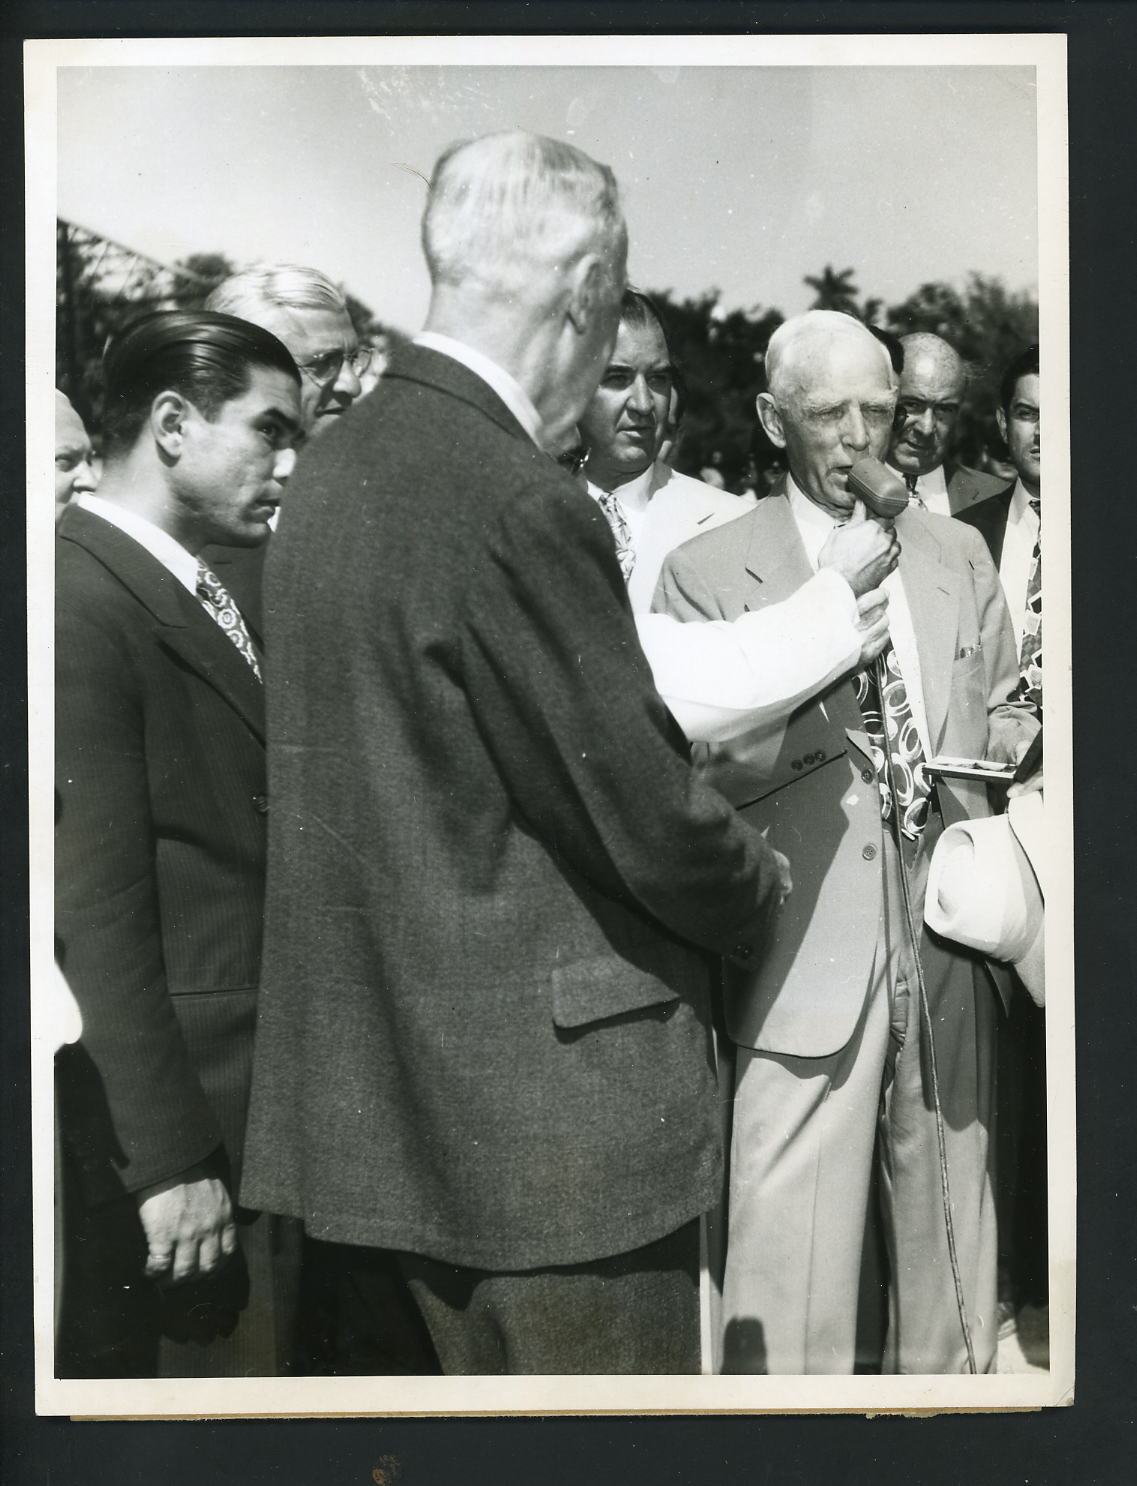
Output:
[717, 832, 998, 1375]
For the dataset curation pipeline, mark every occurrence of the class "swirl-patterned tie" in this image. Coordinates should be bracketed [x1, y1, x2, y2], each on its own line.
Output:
[1014, 499, 1042, 717]
[195, 560, 262, 683]
[595, 489, 636, 581]
[854, 646, 931, 840]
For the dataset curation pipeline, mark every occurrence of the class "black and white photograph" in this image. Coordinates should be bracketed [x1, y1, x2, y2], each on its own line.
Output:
[27, 31, 1072, 1416]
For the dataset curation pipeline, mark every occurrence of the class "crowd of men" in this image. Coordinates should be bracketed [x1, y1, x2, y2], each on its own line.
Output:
[53, 129, 1045, 1379]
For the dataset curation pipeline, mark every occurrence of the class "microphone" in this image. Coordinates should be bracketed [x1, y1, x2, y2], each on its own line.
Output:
[847, 456, 909, 519]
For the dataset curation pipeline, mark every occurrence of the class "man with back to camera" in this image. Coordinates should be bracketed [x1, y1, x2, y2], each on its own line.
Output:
[55, 389, 98, 521]
[55, 310, 301, 1377]
[656, 310, 1039, 1374]
[240, 130, 801, 1375]
[200, 263, 371, 633]
[886, 331, 1006, 515]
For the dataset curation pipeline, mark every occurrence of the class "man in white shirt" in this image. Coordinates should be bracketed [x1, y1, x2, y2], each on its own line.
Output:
[55, 309, 302, 1377]
[887, 332, 1005, 516]
[657, 311, 1038, 1374]
[956, 343, 1046, 1339]
[579, 289, 754, 613]
[957, 345, 1041, 668]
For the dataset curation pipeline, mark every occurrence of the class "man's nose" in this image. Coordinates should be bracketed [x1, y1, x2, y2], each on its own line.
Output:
[72, 458, 98, 495]
[627, 374, 654, 417]
[333, 359, 362, 404]
[274, 447, 298, 482]
[911, 407, 935, 438]
[842, 408, 870, 450]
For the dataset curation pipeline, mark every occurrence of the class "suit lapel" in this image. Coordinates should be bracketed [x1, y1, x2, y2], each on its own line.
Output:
[60, 506, 265, 743]
[897, 510, 960, 752]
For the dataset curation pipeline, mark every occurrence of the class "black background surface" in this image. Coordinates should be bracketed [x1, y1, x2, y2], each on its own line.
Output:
[2, 4, 1132, 1483]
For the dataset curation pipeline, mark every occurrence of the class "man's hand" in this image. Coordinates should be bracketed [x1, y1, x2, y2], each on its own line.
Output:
[135, 1164, 236, 1284]
[818, 500, 901, 597]
[769, 845, 793, 906]
[855, 587, 891, 668]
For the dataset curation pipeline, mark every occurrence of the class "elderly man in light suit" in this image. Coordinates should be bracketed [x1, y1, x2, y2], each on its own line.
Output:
[657, 311, 1038, 1374]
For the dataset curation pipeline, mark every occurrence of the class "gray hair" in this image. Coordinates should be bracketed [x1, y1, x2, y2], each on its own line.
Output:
[422, 131, 625, 300]
[205, 262, 348, 318]
[766, 310, 893, 404]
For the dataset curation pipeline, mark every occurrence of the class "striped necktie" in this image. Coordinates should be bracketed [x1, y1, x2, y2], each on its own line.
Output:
[195, 560, 262, 682]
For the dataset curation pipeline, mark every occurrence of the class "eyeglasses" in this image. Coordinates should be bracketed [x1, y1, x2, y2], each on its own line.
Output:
[295, 346, 373, 387]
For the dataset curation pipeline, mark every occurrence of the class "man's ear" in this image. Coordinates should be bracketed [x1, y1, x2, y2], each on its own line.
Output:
[565, 253, 607, 335]
[995, 405, 1008, 445]
[151, 390, 190, 458]
[756, 392, 788, 450]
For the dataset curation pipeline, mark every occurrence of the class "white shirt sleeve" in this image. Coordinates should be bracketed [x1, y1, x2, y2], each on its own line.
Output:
[637, 568, 862, 744]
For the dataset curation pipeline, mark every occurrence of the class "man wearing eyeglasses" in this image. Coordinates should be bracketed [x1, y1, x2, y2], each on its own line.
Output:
[206, 263, 370, 438]
[201, 264, 371, 634]
[885, 332, 1004, 516]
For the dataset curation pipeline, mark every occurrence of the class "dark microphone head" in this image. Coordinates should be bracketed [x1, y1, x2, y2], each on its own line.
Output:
[847, 456, 909, 519]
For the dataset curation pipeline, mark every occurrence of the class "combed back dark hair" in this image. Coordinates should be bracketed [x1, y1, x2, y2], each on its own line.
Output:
[1000, 343, 1039, 412]
[620, 287, 672, 360]
[101, 309, 300, 457]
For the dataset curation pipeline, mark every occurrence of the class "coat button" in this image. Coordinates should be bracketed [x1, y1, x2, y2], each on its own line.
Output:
[862, 768, 874, 784]
[253, 795, 269, 813]
[791, 759, 802, 771]
[862, 843, 877, 861]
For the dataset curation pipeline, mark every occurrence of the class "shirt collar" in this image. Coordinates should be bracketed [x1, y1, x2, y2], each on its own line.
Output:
[586, 462, 656, 515]
[786, 473, 841, 568]
[1010, 477, 1040, 521]
[76, 493, 199, 593]
[414, 332, 544, 447]
[914, 462, 948, 499]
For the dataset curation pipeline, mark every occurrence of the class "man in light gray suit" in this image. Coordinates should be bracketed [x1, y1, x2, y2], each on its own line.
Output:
[657, 311, 1038, 1374]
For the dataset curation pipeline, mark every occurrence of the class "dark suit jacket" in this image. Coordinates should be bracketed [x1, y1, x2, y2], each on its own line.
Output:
[657, 485, 1038, 1058]
[955, 482, 1016, 567]
[241, 343, 782, 1271]
[944, 461, 1007, 514]
[55, 505, 269, 1208]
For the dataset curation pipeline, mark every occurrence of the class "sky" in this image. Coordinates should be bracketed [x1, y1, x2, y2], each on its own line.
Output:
[56, 61, 1039, 333]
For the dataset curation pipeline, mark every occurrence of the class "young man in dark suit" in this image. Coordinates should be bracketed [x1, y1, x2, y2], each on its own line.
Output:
[55, 310, 301, 1376]
[241, 131, 790, 1375]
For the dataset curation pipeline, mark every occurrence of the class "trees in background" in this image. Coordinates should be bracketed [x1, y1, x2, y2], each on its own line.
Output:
[56, 223, 1038, 481]
[651, 267, 1038, 488]
[55, 225, 399, 436]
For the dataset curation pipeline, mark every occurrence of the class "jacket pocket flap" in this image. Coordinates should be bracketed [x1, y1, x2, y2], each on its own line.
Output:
[551, 958, 679, 1030]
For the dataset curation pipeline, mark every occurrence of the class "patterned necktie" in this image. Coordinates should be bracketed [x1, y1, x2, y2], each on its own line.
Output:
[195, 560, 262, 682]
[853, 647, 931, 840]
[595, 490, 636, 581]
[903, 472, 925, 510]
[1015, 497, 1042, 715]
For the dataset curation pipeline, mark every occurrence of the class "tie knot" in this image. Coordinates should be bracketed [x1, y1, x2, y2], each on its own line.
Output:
[196, 562, 226, 605]
[1029, 495, 1041, 517]
[904, 473, 919, 496]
